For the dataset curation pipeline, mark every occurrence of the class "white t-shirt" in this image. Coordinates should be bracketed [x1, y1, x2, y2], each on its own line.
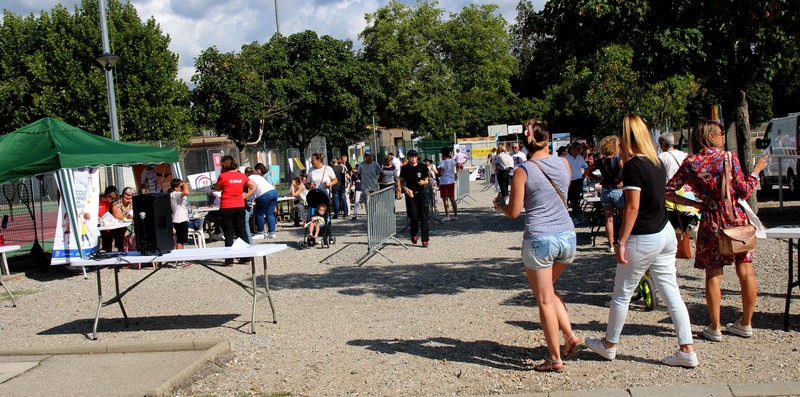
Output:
[511, 152, 527, 174]
[659, 149, 688, 183]
[170, 191, 189, 223]
[249, 174, 275, 197]
[438, 158, 456, 185]
[309, 165, 336, 196]
[565, 153, 589, 180]
[391, 157, 403, 178]
[454, 151, 468, 165]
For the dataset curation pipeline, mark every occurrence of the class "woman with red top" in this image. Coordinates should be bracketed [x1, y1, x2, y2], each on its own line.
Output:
[667, 120, 769, 341]
[213, 156, 257, 265]
[98, 186, 118, 251]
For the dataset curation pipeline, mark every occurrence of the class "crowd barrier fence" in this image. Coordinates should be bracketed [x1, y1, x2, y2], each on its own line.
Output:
[456, 170, 475, 204]
[356, 186, 407, 265]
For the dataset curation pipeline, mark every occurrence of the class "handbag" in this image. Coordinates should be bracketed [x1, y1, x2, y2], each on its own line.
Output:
[676, 232, 692, 259]
[718, 151, 756, 256]
[674, 212, 693, 259]
[489, 173, 496, 184]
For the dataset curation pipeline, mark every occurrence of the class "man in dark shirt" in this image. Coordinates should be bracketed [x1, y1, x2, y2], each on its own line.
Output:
[397, 149, 430, 247]
[330, 158, 348, 219]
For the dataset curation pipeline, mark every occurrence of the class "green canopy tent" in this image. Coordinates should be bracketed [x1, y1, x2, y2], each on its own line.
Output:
[0, 117, 180, 261]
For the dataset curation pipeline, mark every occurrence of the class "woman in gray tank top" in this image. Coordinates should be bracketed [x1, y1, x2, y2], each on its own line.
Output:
[495, 121, 581, 372]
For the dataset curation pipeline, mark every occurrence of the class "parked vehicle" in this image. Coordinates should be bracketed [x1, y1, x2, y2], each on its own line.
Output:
[756, 113, 800, 196]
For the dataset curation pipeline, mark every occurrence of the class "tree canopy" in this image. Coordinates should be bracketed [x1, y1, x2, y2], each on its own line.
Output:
[191, 31, 378, 155]
[361, 0, 539, 139]
[0, 0, 192, 142]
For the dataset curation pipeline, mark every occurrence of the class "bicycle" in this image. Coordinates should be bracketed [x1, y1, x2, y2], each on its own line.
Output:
[630, 270, 658, 311]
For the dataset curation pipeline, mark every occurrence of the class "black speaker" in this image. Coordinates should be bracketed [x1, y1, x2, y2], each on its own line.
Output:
[132, 193, 174, 255]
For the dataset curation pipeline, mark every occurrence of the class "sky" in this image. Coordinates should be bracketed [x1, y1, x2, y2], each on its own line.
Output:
[4, 0, 546, 83]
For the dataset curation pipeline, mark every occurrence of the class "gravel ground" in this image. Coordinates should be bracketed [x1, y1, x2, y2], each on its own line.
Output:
[2, 182, 799, 396]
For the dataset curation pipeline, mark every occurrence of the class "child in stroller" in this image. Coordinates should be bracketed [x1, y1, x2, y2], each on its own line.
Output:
[307, 203, 328, 239]
[300, 189, 335, 248]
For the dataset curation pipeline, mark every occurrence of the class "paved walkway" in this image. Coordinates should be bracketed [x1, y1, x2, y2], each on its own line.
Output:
[1, 339, 797, 397]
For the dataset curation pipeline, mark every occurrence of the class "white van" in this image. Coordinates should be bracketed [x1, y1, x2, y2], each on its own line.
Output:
[756, 113, 800, 195]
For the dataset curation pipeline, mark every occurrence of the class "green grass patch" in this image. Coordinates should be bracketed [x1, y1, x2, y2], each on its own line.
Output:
[0, 289, 38, 301]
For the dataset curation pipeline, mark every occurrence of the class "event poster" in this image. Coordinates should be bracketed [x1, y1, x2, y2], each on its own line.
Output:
[51, 167, 100, 264]
[187, 172, 214, 191]
[132, 163, 174, 194]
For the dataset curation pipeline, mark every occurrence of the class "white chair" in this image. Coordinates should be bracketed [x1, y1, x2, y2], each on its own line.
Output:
[187, 216, 206, 248]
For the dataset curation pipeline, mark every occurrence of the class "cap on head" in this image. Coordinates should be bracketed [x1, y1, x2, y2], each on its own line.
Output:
[407, 149, 419, 157]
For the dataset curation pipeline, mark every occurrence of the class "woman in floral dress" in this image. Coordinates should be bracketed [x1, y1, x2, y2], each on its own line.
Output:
[667, 120, 768, 342]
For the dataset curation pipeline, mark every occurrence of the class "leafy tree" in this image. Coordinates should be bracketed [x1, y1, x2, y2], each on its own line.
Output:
[0, 0, 192, 141]
[361, 1, 534, 139]
[543, 45, 699, 136]
[514, 0, 800, 178]
[192, 31, 377, 156]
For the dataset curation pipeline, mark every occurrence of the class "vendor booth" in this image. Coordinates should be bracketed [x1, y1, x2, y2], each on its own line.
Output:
[0, 117, 181, 264]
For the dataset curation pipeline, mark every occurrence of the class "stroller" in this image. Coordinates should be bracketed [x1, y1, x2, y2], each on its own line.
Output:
[299, 189, 335, 249]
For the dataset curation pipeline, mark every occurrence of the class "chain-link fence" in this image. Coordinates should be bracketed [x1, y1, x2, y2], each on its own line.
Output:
[1, 175, 59, 262]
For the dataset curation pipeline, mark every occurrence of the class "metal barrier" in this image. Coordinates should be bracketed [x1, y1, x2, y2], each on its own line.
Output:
[456, 169, 476, 203]
[481, 163, 494, 191]
[356, 186, 407, 265]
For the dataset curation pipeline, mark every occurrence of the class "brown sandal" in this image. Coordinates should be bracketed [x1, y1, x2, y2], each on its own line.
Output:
[563, 334, 585, 360]
[534, 358, 563, 373]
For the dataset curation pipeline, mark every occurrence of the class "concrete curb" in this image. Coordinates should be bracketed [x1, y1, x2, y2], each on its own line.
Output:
[0, 338, 228, 356]
[146, 340, 231, 397]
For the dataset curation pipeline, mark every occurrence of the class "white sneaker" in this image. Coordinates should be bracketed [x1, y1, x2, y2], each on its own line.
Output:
[606, 246, 615, 254]
[701, 326, 722, 342]
[585, 336, 616, 360]
[452, 216, 458, 220]
[661, 350, 699, 368]
[442, 216, 450, 222]
[251, 233, 266, 240]
[724, 320, 753, 338]
[267, 233, 277, 239]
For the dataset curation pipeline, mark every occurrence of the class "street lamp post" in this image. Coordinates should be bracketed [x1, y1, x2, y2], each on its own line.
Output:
[96, 0, 124, 189]
[274, 0, 281, 35]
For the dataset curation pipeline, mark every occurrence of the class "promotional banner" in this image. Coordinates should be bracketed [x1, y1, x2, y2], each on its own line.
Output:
[132, 163, 174, 194]
[51, 167, 100, 264]
[268, 165, 281, 185]
[187, 172, 214, 191]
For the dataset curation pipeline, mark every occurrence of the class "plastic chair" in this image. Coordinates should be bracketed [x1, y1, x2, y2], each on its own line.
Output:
[187, 217, 206, 248]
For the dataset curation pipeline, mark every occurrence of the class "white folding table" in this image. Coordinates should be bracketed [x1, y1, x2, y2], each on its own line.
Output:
[765, 226, 800, 331]
[1, 245, 21, 307]
[67, 244, 287, 339]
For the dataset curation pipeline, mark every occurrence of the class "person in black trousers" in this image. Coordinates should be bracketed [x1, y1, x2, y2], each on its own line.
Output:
[396, 150, 430, 247]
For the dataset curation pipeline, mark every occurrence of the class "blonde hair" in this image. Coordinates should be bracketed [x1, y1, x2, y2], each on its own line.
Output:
[498, 144, 508, 153]
[599, 135, 620, 157]
[522, 122, 550, 154]
[690, 119, 722, 153]
[620, 115, 659, 165]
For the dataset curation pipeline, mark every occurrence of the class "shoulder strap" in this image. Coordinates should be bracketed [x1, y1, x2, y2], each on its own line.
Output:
[668, 151, 681, 167]
[530, 159, 568, 209]
[721, 151, 740, 223]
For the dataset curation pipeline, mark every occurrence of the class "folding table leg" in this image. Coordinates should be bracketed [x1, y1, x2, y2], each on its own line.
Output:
[93, 267, 104, 340]
[786, 239, 795, 332]
[113, 267, 129, 327]
[263, 255, 276, 324]
[1, 278, 15, 307]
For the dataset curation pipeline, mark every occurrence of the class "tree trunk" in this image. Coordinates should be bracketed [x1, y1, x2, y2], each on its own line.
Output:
[733, 90, 757, 212]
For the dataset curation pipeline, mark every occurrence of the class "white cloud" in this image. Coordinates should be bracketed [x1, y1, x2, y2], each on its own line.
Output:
[4, 0, 546, 83]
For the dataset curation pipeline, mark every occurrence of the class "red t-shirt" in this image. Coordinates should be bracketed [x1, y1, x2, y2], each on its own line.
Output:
[98, 198, 111, 217]
[217, 170, 247, 209]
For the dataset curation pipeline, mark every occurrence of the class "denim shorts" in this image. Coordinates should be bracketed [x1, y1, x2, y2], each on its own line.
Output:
[521, 231, 577, 270]
[600, 187, 625, 209]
